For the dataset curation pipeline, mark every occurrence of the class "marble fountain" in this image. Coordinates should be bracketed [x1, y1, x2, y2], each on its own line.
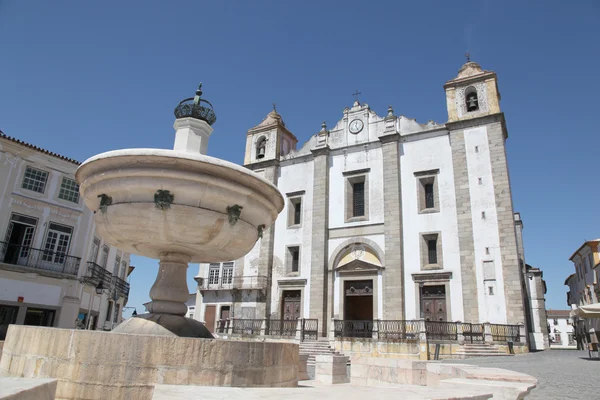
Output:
[0, 85, 297, 399]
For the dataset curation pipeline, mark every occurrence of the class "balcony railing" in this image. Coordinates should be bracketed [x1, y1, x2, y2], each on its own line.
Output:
[84, 262, 113, 287]
[0, 241, 81, 276]
[198, 275, 268, 291]
[112, 275, 130, 299]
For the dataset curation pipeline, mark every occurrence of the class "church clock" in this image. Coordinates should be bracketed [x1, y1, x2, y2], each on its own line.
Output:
[349, 119, 364, 134]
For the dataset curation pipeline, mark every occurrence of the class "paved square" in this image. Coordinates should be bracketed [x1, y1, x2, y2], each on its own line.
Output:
[448, 350, 600, 399]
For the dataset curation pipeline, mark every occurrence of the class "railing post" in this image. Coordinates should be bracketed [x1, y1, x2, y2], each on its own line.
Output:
[295, 318, 303, 341]
[483, 322, 493, 344]
[329, 318, 336, 340]
[518, 322, 526, 344]
[456, 321, 464, 344]
[260, 318, 267, 336]
[227, 318, 233, 335]
[372, 319, 379, 340]
[418, 318, 428, 360]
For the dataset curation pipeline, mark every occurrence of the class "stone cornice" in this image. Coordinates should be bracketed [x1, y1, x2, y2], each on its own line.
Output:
[277, 278, 307, 287]
[445, 112, 507, 139]
[443, 70, 497, 89]
[243, 159, 279, 170]
[411, 271, 453, 282]
[378, 132, 400, 143]
[310, 146, 330, 157]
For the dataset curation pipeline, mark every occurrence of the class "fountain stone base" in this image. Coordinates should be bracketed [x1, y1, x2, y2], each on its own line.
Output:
[0, 325, 299, 400]
[112, 314, 214, 338]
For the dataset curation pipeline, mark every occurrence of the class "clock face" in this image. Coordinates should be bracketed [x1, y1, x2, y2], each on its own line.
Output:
[349, 119, 364, 134]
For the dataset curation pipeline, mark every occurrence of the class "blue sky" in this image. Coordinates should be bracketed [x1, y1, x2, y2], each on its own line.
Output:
[1, 1, 598, 316]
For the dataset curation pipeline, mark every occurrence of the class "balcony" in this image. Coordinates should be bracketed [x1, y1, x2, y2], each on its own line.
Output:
[197, 275, 267, 291]
[83, 262, 113, 288]
[0, 241, 81, 276]
[112, 275, 130, 299]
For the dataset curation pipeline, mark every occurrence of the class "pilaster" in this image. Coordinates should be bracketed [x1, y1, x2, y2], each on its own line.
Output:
[485, 120, 526, 325]
[379, 130, 404, 319]
[310, 146, 330, 336]
[449, 128, 479, 323]
[256, 164, 279, 319]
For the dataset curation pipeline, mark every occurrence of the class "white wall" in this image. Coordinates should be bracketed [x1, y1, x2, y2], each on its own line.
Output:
[400, 134, 463, 321]
[464, 126, 507, 323]
[548, 316, 574, 347]
[271, 160, 314, 317]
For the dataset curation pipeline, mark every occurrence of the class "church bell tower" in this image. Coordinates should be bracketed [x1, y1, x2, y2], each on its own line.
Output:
[443, 56, 502, 122]
[244, 106, 298, 167]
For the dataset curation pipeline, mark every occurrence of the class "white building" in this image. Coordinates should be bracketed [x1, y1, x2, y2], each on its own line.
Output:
[566, 239, 600, 343]
[547, 310, 576, 348]
[194, 60, 530, 338]
[0, 132, 132, 339]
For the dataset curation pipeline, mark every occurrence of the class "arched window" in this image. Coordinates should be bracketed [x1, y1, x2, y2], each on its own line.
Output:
[465, 86, 479, 112]
[256, 137, 266, 159]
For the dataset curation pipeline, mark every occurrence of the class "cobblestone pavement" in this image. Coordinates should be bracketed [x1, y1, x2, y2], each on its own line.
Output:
[448, 349, 600, 399]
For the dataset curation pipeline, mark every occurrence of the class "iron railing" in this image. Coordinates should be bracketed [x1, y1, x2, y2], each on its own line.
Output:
[378, 320, 420, 341]
[0, 241, 81, 276]
[334, 320, 374, 338]
[302, 318, 319, 340]
[267, 319, 297, 336]
[218, 318, 318, 341]
[198, 275, 268, 291]
[461, 322, 485, 343]
[231, 319, 263, 335]
[425, 321, 458, 341]
[84, 262, 113, 287]
[111, 275, 130, 299]
[490, 323, 521, 342]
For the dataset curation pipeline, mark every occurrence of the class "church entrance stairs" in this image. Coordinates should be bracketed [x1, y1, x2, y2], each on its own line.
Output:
[455, 343, 513, 358]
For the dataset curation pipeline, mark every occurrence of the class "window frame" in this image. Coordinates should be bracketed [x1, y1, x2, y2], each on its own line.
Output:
[57, 176, 80, 204]
[286, 191, 305, 228]
[420, 232, 443, 270]
[344, 170, 370, 223]
[286, 245, 301, 276]
[21, 166, 49, 194]
[415, 169, 440, 214]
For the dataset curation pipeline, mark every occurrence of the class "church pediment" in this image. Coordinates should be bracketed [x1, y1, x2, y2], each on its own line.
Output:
[337, 259, 382, 273]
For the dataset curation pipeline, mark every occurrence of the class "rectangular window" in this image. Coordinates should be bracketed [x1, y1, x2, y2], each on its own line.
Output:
[421, 232, 442, 270]
[121, 261, 128, 279]
[222, 262, 233, 284]
[292, 248, 299, 272]
[42, 223, 73, 264]
[424, 183, 434, 209]
[22, 166, 48, 193]
[352, 182, 365, 217]
[287, 195, 304, 228]
[427, 239, 437, 264]
[90, 237, 100, 263]
[208, 264, 220, 284]
[58, 177, 80, 203]
[416, 170, 439, 214]
[114, 255, 121, 277]
[100, 246, 109, 269]
[294, 199, 302, 225]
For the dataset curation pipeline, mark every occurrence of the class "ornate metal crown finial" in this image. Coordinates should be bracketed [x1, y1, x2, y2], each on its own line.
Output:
[465, 51, 471, 62]
[321, 121, 327, 131]
[174, 83, 217, 125]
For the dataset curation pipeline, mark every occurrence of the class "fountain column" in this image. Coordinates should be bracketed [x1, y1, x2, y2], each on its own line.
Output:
[146, 252, 192, 315]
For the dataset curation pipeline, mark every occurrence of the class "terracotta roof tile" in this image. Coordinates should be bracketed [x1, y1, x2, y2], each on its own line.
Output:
[0, 131, 81, 165]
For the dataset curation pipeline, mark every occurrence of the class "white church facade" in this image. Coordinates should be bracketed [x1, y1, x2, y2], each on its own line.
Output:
[195, 60, 528, 338]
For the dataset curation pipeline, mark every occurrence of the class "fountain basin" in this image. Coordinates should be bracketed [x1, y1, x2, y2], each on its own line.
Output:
[76, 148, 284, 262]
[0, 326, 299, 400]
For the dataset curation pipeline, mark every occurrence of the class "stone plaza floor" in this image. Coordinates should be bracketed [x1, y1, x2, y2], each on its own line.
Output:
[448, 349, 600, 400]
